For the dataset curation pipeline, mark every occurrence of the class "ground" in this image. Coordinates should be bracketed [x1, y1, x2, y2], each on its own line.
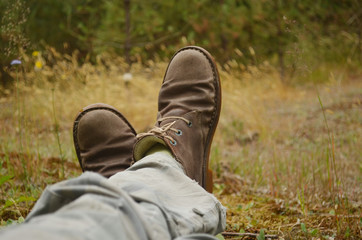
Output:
[0, 53, 361, 239]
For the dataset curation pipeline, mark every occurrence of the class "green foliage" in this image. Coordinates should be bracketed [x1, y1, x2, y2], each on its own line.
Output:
[0, 0, 30, 58]
[301, 223, 319, 237]
[301, 222, 307, 233]
[256, 229, 265, 240]
[215, 233, 225, 240]
[0, 0, 361, 84]
[0, 175, 12, 187]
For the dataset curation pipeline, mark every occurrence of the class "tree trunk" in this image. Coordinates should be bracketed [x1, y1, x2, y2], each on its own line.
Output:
[124, 0, 131, 71]
[274, 1, 285, 83]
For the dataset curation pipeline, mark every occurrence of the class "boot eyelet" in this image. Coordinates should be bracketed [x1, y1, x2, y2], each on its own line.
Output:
[170, 140, 177, 145]
[175, 130, 182, 136]
[187, 121, 192, 127]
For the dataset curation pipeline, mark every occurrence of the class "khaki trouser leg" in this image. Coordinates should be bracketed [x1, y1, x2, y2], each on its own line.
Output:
[0, 152, 226, 240]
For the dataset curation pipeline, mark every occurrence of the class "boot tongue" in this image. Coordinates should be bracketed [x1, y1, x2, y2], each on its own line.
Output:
[157, 109, 189, 127]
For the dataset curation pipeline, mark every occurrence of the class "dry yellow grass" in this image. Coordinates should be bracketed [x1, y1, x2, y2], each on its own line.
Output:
[0, 49, 361, 239]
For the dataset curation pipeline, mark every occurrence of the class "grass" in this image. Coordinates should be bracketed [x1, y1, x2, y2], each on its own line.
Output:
[0, 48, 361, 239]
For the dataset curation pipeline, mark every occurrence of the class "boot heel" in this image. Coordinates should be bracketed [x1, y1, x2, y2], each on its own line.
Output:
[205, 169, 213, 193]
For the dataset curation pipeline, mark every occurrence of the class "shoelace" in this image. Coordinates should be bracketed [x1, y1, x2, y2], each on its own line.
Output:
[136, 116, 192, 145]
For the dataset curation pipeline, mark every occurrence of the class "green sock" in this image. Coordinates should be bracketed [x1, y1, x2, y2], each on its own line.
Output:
[145, 143, 173, 157]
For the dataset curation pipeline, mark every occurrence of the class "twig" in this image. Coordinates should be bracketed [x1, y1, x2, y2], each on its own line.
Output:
[222, 232, 279, 239]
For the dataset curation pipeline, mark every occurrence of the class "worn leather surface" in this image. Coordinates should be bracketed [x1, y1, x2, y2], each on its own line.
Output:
[157, 46, 221, 191]
[73, 103, 136, 178]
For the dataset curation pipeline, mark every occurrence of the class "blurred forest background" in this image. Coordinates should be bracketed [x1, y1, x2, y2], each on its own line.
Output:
[0, 0, 361, 86]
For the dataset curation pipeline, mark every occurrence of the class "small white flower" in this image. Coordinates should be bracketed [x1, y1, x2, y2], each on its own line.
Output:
[123, 72, 133, 82]
[11, 59, 22, 65]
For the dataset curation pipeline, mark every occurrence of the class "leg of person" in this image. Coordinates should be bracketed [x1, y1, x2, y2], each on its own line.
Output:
[76, 45, 227, 237]
[0, 104, 143, 239]
[0, 151, 225, 240]
[125, 45, 225, 237]
[0, 172, 152, 239]
[109, 146, 226, 238]
[0, 46, 226, 239]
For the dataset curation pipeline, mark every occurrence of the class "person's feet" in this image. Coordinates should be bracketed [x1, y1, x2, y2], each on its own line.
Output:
[73, 103, 136, 178]
[134, 46, 222, 192]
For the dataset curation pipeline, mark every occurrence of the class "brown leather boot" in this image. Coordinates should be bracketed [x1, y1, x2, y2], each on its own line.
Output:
[73, 103, 136, 178]
[133, 46, 221, 192]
